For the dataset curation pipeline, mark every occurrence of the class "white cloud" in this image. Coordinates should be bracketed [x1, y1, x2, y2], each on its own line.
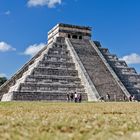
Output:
[0, 10, 11, 16]
[23, 43, 45, 56]
[0, 73, 7, 77]
[27, 0, 62, 8]
[4, 10, 11, 15]
[0, 42, 16, 52]
[120, 53, 140, 64]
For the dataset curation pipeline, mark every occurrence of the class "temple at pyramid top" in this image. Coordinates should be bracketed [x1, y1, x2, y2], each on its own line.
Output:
[0, 23, 140, 102]
[48, 23, 92, 43]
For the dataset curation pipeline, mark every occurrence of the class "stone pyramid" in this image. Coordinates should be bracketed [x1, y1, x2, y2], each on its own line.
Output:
[0, 23, 140, 101]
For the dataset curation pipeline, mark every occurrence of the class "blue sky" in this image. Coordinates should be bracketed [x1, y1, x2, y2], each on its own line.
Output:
[0, 0, 140, 78]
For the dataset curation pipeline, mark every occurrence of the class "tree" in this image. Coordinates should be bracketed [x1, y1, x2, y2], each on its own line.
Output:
[0, 77, 7, 86]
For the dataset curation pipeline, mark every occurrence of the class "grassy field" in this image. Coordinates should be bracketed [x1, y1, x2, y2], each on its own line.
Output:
[0, 102, 140, 140]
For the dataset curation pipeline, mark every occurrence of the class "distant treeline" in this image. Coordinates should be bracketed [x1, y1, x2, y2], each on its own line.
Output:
[0, 77, 7, 86]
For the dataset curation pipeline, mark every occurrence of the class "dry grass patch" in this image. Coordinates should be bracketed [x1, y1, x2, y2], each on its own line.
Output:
[0, 102, 140, 140]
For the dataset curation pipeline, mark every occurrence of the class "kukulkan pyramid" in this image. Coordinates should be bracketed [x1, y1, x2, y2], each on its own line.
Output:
[0, 23, 140, 101]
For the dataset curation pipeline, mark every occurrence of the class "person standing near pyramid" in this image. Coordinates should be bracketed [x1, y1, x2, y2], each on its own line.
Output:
[74, 92, 78, 103]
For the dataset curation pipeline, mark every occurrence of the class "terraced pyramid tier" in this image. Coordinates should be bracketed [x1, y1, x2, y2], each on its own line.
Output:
[68, 39, 128, 101]
[0, 37, 87, 101]
[99, 47, 140, 100]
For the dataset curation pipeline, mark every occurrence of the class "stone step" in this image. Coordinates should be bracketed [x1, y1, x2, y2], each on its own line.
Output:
[33, 68, 78, 76]
[26, 75, 81, 84]
[99, 48, 110, 54]
[122, 80, 140, 90]
[41, 59, 73, 63]
[49, 47, 68, 51]
[113, 67, 137, 75]
[122, 81, 137, 87]
[20, 82, 84, 88]
[108, 61, 128, 68]
[119, 74, 140, 79]
[113, 66, 128, 69]
[27, 75, 81, 81]
[118, 74, 138, 79]
[19, 83, 85, 92]
[38, 61, 75, 69]
[44, 54, 71, 59]
[112, 65, 128, 69]
[119, 75, 140, 94]
[71, 43, 91, 48]
[121, 78, 140, 83]
[53, 40, 65, 45]
[34, 67, 77, 71]
[13, 91, 88, 101]
[38, 65, 75, 70]
[104, 53, 118, 58]
[39, 61, 75, 66]
[25, 80, 81, 85]
[114, 70, 137, 76]
[68, 39, 87, 44]
[127, 87, 140, 94]
[43, 56, 72, 62]
[48, 48, 69, 55]
[108, 59, 126, 64]
[52, 44, 67, 49]
[133, 81, 140, 86]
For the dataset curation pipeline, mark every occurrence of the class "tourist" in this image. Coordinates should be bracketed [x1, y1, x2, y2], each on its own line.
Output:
[132, 95, 135, 102]
[99, 96, 104, 102]
[106, 94, 110, 101]
[66, 93, 70, 102]
[123, 95, 126, 101]
[78, 93, 82, 103]
[129, 95, 132, 102]
[74, 92, 78, 103]
[70, 93, 74, 102]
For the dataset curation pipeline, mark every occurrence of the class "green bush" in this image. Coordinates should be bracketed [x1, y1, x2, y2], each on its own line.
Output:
[0, 77, 7, 86]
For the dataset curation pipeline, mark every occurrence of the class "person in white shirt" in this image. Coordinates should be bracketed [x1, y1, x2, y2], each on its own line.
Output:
[74, 92, 78, 103]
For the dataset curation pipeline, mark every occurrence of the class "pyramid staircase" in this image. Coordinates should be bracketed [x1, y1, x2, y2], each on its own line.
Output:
[0, 37, 87, 101]
[67, 39, 130, 101]
[99, 46, 140, 100]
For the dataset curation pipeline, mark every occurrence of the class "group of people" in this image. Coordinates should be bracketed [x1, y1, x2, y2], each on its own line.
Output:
[67, 92, 82, 103]
[99, 94, 136, 102]
[98, 94, 111, 102]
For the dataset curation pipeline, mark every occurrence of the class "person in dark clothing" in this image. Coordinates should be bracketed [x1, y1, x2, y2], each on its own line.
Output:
[99, 96, 104, 102]
[129, 95, 132, 102]
[123, 95, 126, 101]
[70, 93, 74, 102]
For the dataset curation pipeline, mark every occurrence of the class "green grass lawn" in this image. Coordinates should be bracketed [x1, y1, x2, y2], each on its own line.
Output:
[0, 102, 140, 140]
